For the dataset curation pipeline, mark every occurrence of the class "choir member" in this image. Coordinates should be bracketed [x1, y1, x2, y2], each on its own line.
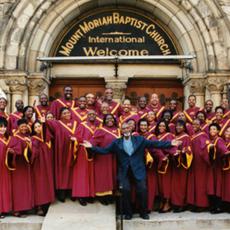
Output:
[171, 120, 192, 212]
[119, 99, 139, 126]
[221, 127, 230, 212]
[137, 119, 165, 211]
[6, 119, 33, 217]
[0, 117, 11, 218]
[50, 86, 75, 119]
[169, 99, 180, 123]
[184, 95, 200, 123]
[72, 96, 88, 123]
[208, 123, 229, 213]
[147, 93, 165, 121]
[188, 119, 211, 211]
[177, 112, 194, 136]
[72, 110, 100, 205]
[161, 110, 175, 134]
[203, 100, 215, 123]
[34, 93, 50, 120]
[22, 106, 35, 128]
[8, 99, 24, 134]
[46, 107, 78, 202]
[196, 111, 209, 134]
[99, 88, 121, 117]
[31, 120, 54, 215]
[85, 93, 100, 113]
[0, 97, 9, 120]
[221, 98, 230, 119]
[137, 96, 150, 119]
[46, 111, 54, 120]
[155, 120, 177, 212]
[213, 106, 230, 137]
[90, 114, 120, 205]
[146, 111, 156, 133]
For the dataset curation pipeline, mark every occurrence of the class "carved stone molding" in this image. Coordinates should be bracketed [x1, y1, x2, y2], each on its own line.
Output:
[105, 80, 127, 100]
[188, 79, 205, 95]
[206, 76, 229, 93]
[27, 73, 49, 96]
[5, 77, 27, 94]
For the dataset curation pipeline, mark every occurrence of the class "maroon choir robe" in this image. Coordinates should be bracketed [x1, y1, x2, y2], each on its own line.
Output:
[222, 141, 230, 202]
[204, 111, 215, 123]
[223, 109, 230, 119]
[0, 111, 9, 120]
[157, 133, 177, 201]
[187, 131, 211, 207]
[6, 134, 33, 212]
[8, 111, 23, 135]
[184, 107, 201, 123]
[31, 134, 55, 206]
[218, 119, 230, 137]
[0, 135, 11, 213]
[90, 126, 120, 195]
[137, 107, 150, 119]
[34, 105, 51, 119]
[46, 120, 78, 190]
[50, 98, 75, 119]
[71, 108, 88, 123]
[148, 123, 156, 134]
[207, 136, 229, 198]
[171, 133, 192, 207]
[171, 111, 180, 123]
[119, 112, 139, 126]
[147, 104, 165, 121]
[72, 120, 99, 197]
[98, 100, 121, 117]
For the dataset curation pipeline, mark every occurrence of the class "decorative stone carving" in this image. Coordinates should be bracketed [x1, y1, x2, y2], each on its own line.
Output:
[105, 80, 127, 100]
[206, 76, 228, 92]
[5, 77, 27, 94]
[188, 79, 205, 95]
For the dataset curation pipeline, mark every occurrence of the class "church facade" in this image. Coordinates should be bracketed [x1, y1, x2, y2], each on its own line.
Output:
[0, 0, 230, 111]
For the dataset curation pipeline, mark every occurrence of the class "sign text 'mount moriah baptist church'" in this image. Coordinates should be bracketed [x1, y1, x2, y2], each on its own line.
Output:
[0, 0, 230, 112]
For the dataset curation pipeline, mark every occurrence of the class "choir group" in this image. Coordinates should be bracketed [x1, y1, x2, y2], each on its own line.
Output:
[0, 85, 229, 218]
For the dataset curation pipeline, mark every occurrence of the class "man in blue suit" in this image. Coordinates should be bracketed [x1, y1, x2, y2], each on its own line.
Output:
[82, 122, 180, 220]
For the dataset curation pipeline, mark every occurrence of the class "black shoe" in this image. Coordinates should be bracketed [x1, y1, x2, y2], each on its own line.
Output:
[78, 198, 87, 206]
[210, 207, 223, 214]
[98, 197, 108, 205]
[173, 207, 184, 213]
[140, 213, 150, 220]
[86, 198, 94, 203]
[71, 197, 76, 202]
[124, 214, 132, 220]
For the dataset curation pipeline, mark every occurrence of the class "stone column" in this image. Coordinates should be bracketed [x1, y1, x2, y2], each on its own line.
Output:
[206, 74, 229, 108]
[5, 76, 27, 112]
[28, 73, 50, 106]
[183, 73, 205, 109]
[105, 79, 128, 102]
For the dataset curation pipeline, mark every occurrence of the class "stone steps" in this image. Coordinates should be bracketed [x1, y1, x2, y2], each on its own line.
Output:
[0, 215, 44, 230]
[41, 200, 116, 230]
[118, 211, 230, 230]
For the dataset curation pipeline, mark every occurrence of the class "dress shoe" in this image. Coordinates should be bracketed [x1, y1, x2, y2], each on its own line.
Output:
[140, 213, 150, 220]
[78, 198, 87, 206]
[210, 207, 223, 214]
[98, 197, 109, 205]
[173, 207, 184, 213]
[124, 214, 132, 220]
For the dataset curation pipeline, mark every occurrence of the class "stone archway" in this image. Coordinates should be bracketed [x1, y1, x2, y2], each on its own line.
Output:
[0, 0, 230, 110]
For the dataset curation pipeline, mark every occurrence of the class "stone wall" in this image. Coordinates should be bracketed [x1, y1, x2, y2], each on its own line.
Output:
[0, 0, 229, 110]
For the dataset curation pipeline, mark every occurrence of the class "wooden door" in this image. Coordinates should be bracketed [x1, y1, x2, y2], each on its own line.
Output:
[49, 78, 105, 100]
[126, 78, 184, 110]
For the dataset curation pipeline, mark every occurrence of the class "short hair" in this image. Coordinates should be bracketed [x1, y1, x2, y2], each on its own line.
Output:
[209, 123, 221, 131]
[17, 118, 28, 126]
[175, 119, 188, 134]
[196, 110, 206, 119]
[188, 95, 196, 100]
[103, 114, 117, 127]
[215, 106, 224, 113]
[155, 120, 170, 136]
[137, 118, 148, 133]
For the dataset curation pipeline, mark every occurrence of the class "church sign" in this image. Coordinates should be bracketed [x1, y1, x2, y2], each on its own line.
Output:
[54, 9, 178, 58]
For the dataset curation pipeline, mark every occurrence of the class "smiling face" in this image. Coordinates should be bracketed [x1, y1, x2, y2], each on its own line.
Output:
[192, 119, 200, 133]
[122, 99, 131, 113]
[25, 107, 34, 119]
[86, 93, 95, 106]
[0, 124, 7, 135]
[0, 98, 7, 111]
[138, 97, 147, 109]
[60, 109, 71, 120]
[188, 95, 196, 108]
[15, 99, 24, 112]
[150, 93, 159, 106]
[121, 122, 131, 137]
[105, 114, 115, 127]
[87, 110, 96, 122]
[224, 127, 230, 140]
[18, 123, 29, 134]
[78, 97, 87, 109]
[34, 122, 42, 135]
[209, 125, 219, 137]
[215, 107, 224, 120]
[205, 100, 213, 112]
[40, 94, 48, 106]
[64, 86, 73, 100]
[139, 120, 148, 133]
[158, 121, 166, 134]
[104, 88, 113, 102]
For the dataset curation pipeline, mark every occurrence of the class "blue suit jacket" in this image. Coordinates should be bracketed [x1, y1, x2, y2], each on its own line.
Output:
[91, 135, 172, 182]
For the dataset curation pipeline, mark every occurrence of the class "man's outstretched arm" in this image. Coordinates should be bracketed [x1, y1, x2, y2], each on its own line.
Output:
[144, 138, 181, 149]
[81, 140, 115, 155]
